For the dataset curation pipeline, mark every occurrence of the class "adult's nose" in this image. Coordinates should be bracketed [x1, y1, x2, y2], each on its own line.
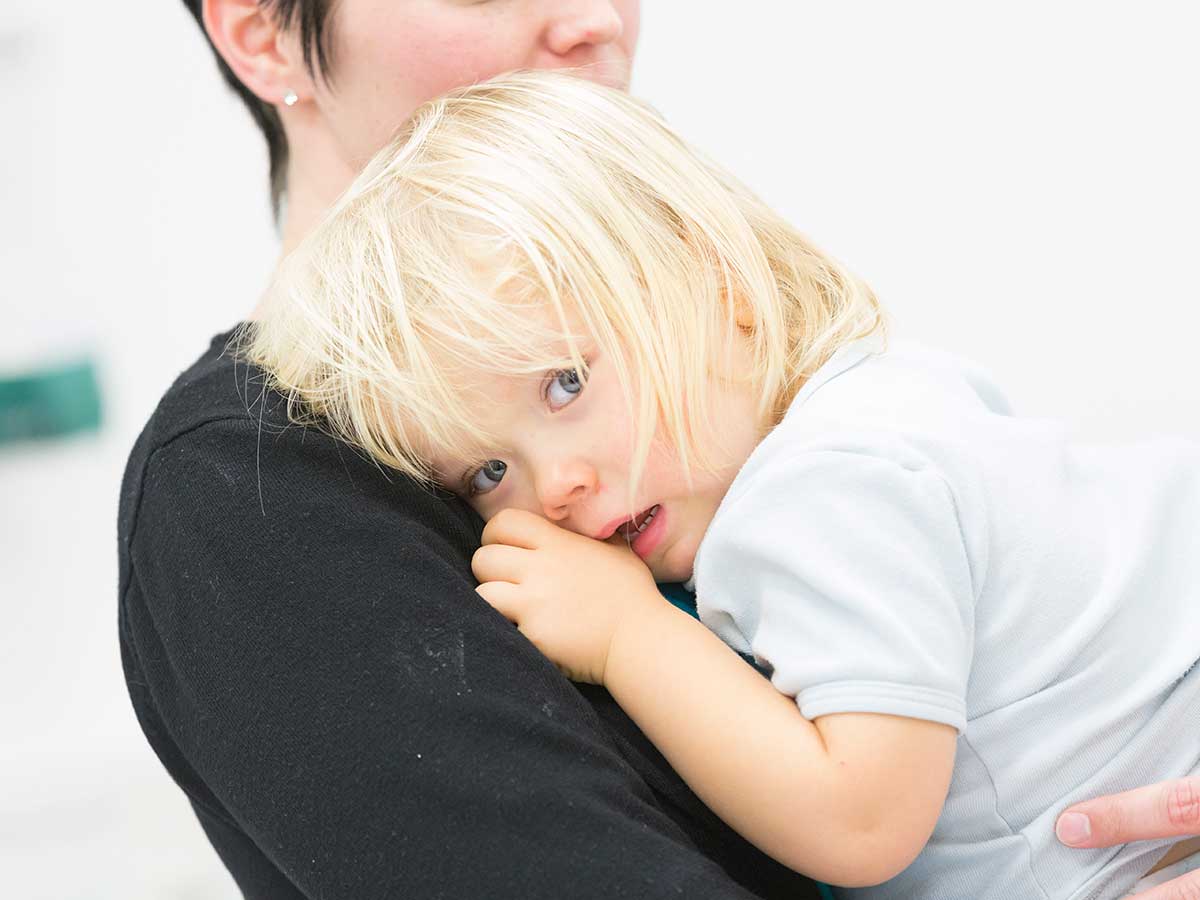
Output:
[543, 0, 626, 58]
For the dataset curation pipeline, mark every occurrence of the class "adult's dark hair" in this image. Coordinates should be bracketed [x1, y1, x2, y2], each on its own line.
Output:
[181, 0, 336, 218]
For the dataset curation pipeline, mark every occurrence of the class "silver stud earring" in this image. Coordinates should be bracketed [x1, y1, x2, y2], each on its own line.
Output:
[283, 90, 299, 107]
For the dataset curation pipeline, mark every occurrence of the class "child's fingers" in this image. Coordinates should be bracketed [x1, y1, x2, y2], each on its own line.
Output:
[475, 580, 526, 624]
[471, 543, 529, 584]
[481, 508, 554, 549]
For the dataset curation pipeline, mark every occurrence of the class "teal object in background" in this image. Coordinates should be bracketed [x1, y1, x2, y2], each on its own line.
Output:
[0, 358, 102, 445]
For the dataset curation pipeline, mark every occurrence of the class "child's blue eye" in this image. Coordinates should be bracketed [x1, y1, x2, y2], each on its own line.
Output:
[546, 368, 584, 411]
[468, 459, 507, 495]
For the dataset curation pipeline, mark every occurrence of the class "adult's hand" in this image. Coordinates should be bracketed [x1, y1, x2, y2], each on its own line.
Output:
[1057, 777, 1200, 899]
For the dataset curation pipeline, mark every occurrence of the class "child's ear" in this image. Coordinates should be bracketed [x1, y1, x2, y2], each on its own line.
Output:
[730, 292, 756, 335]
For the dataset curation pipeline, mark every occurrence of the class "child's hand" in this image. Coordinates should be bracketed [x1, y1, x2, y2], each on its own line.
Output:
[472, 508, 663, 685]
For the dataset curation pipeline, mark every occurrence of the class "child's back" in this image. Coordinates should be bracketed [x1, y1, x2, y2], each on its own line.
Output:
[694, 337, 1200, 899]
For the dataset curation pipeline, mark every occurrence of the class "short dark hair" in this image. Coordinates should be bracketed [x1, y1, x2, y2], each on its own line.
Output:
[181, 0, 336, 217]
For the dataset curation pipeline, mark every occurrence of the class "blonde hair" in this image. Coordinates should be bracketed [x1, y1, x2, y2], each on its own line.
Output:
[245, 70, 884, 495]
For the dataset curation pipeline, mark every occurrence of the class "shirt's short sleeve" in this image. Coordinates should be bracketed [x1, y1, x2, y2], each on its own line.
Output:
[694, 443, 976, 733]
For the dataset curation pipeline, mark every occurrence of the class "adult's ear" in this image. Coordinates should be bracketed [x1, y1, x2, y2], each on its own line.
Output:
[201, 0, 313, 107]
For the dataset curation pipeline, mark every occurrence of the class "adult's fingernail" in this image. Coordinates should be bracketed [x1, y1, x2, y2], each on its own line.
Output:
[1056, 812, 1092, 845]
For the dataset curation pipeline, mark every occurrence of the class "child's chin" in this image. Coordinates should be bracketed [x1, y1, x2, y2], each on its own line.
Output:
[650, 550, 695, 585]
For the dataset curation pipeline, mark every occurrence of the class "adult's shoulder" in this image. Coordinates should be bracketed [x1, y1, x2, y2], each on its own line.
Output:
[129, 326, 288, 456]
[119, 326, 480, 557]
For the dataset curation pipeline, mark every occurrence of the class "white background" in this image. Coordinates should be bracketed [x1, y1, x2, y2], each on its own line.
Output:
[1, 2, 1197, 897]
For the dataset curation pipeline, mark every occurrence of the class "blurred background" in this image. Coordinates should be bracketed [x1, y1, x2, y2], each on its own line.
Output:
[1, 1, 1196, 897]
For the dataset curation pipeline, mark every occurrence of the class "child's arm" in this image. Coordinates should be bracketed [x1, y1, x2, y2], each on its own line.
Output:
[604, 596, 956, 887]
[472, 509, 957, 887]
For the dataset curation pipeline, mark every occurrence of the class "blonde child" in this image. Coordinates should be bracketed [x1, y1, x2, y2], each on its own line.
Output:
[246, 72, 1200, 899]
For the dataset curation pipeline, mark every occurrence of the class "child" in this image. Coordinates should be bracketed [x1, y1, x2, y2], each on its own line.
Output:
[247, 72, 1200, 899]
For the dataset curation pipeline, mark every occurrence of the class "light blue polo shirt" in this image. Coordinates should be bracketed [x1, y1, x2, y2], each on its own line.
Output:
[693, 339, 1200, 900]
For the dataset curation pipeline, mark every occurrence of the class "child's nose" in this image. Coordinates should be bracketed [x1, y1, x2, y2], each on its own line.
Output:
[536, 459, 598, 522]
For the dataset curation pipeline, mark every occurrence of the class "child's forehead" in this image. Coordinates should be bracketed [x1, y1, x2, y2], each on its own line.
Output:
[411, 364, 535, 463]
[413, 335, 596, 476]
[456, 237, 594, 327]
[456, 367, 528, 411]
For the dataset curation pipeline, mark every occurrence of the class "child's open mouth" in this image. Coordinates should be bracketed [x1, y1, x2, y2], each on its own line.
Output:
[616, 504, 660, 542]
[612, 504, 668, 561]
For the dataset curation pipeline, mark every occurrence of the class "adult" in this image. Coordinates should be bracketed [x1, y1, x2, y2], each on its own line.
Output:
[122, 2, 812, 898]
[1057, 782, 1200, 899]
[118, 2, 1198, 897]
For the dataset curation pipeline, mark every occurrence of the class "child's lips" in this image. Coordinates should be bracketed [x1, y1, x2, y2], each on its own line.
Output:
[616, 504, 660, 540]
[595, 504, 658, 541]
[628, 504, 666, 559]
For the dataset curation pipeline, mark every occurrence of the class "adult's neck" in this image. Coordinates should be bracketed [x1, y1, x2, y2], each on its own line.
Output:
[251, 132, 359, 319]
[278, 147, 359, 258]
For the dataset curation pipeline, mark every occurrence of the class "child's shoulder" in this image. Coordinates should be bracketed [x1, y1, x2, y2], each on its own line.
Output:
[722, 340, 1013, 503]
[785, 339, 1013, 437]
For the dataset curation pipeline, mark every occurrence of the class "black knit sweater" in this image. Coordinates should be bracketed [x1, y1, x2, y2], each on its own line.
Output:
[117, 329, 819, 899]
